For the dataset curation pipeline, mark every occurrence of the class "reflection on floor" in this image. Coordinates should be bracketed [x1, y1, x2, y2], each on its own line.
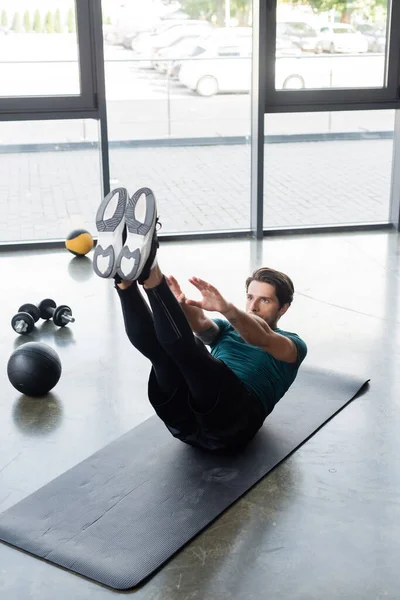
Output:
[0, 230, 399, 599]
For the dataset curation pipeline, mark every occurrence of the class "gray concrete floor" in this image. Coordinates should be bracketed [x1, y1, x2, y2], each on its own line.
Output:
[0, 230, 399, 598]
[0, 138, 393, 243]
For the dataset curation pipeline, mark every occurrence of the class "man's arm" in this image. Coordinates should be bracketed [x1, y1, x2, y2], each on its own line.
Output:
[185, 277, 297, 363]
[222, 304, 297, 363]
[181, 302, 218, 339]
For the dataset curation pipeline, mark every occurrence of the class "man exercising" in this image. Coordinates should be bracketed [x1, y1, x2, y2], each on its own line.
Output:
[93, 187, 307, 453]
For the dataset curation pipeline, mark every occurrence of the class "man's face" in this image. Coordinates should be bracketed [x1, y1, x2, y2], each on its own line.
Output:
[245, 280, 289, 327]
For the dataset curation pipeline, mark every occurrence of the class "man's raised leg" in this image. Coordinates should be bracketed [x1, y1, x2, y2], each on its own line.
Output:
[142, 265, 228, 414]
[115, 279, 181, 397]
[93, 187, 198, 437]
[115, 280, 199, 438]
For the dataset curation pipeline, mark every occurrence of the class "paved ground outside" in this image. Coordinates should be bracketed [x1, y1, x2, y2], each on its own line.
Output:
[0, 138, 393, 244]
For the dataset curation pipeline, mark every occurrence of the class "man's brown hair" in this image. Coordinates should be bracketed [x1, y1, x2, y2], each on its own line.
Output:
[245, 267, 294, 308]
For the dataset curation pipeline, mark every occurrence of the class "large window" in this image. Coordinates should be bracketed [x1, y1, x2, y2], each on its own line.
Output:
[0, 1, 80, 97]
[263, 0, 400, 113]
[0, 119, 101, 243]
[104, 0, 253, 234]
[0, 0, 96, 115]
[263, 110, 395, 229]
[275, 1, 390, 91]
[1, 0, 400, 246]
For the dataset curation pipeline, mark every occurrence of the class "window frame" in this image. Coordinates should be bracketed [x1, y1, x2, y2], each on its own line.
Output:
[264, 0, 400, 114]
[0, 0, 97, 119]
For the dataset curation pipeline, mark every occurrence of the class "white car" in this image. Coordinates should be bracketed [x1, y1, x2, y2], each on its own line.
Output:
[179, 52, 384, 96]
[178, 36, 303, 97]
[179, 41, 252, 96]
[132, 20, 213, 55]
[154, 36, 204, 73]
[315, 24, 369, 54]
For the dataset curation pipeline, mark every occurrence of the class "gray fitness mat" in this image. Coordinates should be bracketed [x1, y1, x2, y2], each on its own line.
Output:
[0, 365, 368, 591]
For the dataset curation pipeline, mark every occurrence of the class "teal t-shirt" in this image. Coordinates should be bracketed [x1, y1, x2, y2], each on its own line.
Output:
[209, 318, 307, 414]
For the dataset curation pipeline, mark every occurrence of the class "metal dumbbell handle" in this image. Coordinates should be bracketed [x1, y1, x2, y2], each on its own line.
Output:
[11, 302, 41, 335]
[60, 312, 75, 324]
[13, 317, 32, 334]
[52, 304, 75, 328]
[14, 321, 25, 333]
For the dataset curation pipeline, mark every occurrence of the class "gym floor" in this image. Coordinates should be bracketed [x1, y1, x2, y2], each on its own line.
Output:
[0, 230, 398, 599]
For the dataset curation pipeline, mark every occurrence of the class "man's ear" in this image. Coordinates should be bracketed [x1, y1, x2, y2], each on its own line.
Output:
[279, 303, 290, 317]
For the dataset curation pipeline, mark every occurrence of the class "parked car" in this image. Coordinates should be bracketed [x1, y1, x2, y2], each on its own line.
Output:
[169, 28, 253, 80]
[122, 31, 141, 49]
[167, 42, 208, 79]
[276, 35, 303, 57]
[132, 20, 213, 55]
[126, 19, 192, 49]
[315, 24, 369, 54]
[154, 36, 205, 73]
[177, 34, 299, 96]
[277, 21, 319, 53]
[104, 15, 171, 46]
[179, 40, 252, 96]
[356, 23, 386, 53]
[179, 51, 384, 96]
[207, 27, 253, 41]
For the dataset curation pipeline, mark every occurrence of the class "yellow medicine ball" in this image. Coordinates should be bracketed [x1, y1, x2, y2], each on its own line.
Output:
[65, 229, 94, 257]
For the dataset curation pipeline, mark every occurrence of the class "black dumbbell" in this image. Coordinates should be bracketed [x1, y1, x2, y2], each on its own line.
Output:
[11, 303, 42, 335]
[38, 298, 75, 328]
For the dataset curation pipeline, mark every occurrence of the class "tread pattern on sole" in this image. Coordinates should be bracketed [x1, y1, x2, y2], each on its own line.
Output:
[93, 187, 128, 279]
[125, 188, 156, 235]
[93, 245, 117, 279]
[95, 188, 128, 233]
[117, 248, 141, 281]
[117, 187, 157, 280]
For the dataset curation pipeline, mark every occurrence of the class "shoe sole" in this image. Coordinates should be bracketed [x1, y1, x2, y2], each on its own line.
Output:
[116, 187, 157, 281]
[93, 188, 128, 278]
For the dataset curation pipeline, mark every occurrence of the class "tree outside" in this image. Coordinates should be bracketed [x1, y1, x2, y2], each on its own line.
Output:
[33, 10, 42, 33]
[11, 12, 22, 33]
[54, 9, 62, 33]
[67, 8, 76, 33]
[0, 7, 77, 35]
[180, 0, 225, 25]
[180, 0, 387, 25]
[278, 0, 387, 23]
[0, 0, 388, 36]
[180, 0, 252, 26]
[1, 9, 8, 28]
[23, 10, 32, 33]
[44, 10, 53, 33]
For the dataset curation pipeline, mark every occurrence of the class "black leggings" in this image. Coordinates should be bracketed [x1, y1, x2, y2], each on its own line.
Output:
[116, 277, 265, 452]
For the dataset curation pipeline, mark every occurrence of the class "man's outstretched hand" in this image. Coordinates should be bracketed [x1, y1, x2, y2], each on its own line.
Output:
[186, 276, 230, 314]
[165, 274, 186, 303]
[166, 274, 231, 314]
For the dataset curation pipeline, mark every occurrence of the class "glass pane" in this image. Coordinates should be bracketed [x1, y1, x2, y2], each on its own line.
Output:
[275, 1, 389, 90]
[0, 120, 101, 243]
[263, 110, 395, 229]
[0, 1, 79, 97]
[103, 0, 252, 234]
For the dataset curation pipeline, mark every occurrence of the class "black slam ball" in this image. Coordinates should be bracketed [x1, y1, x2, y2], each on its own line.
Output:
[7, 342, 62, 397]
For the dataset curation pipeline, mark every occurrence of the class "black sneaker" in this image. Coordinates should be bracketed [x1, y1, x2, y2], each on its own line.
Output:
[93, 187, 128, 279]
[116, 187, 158, 281]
